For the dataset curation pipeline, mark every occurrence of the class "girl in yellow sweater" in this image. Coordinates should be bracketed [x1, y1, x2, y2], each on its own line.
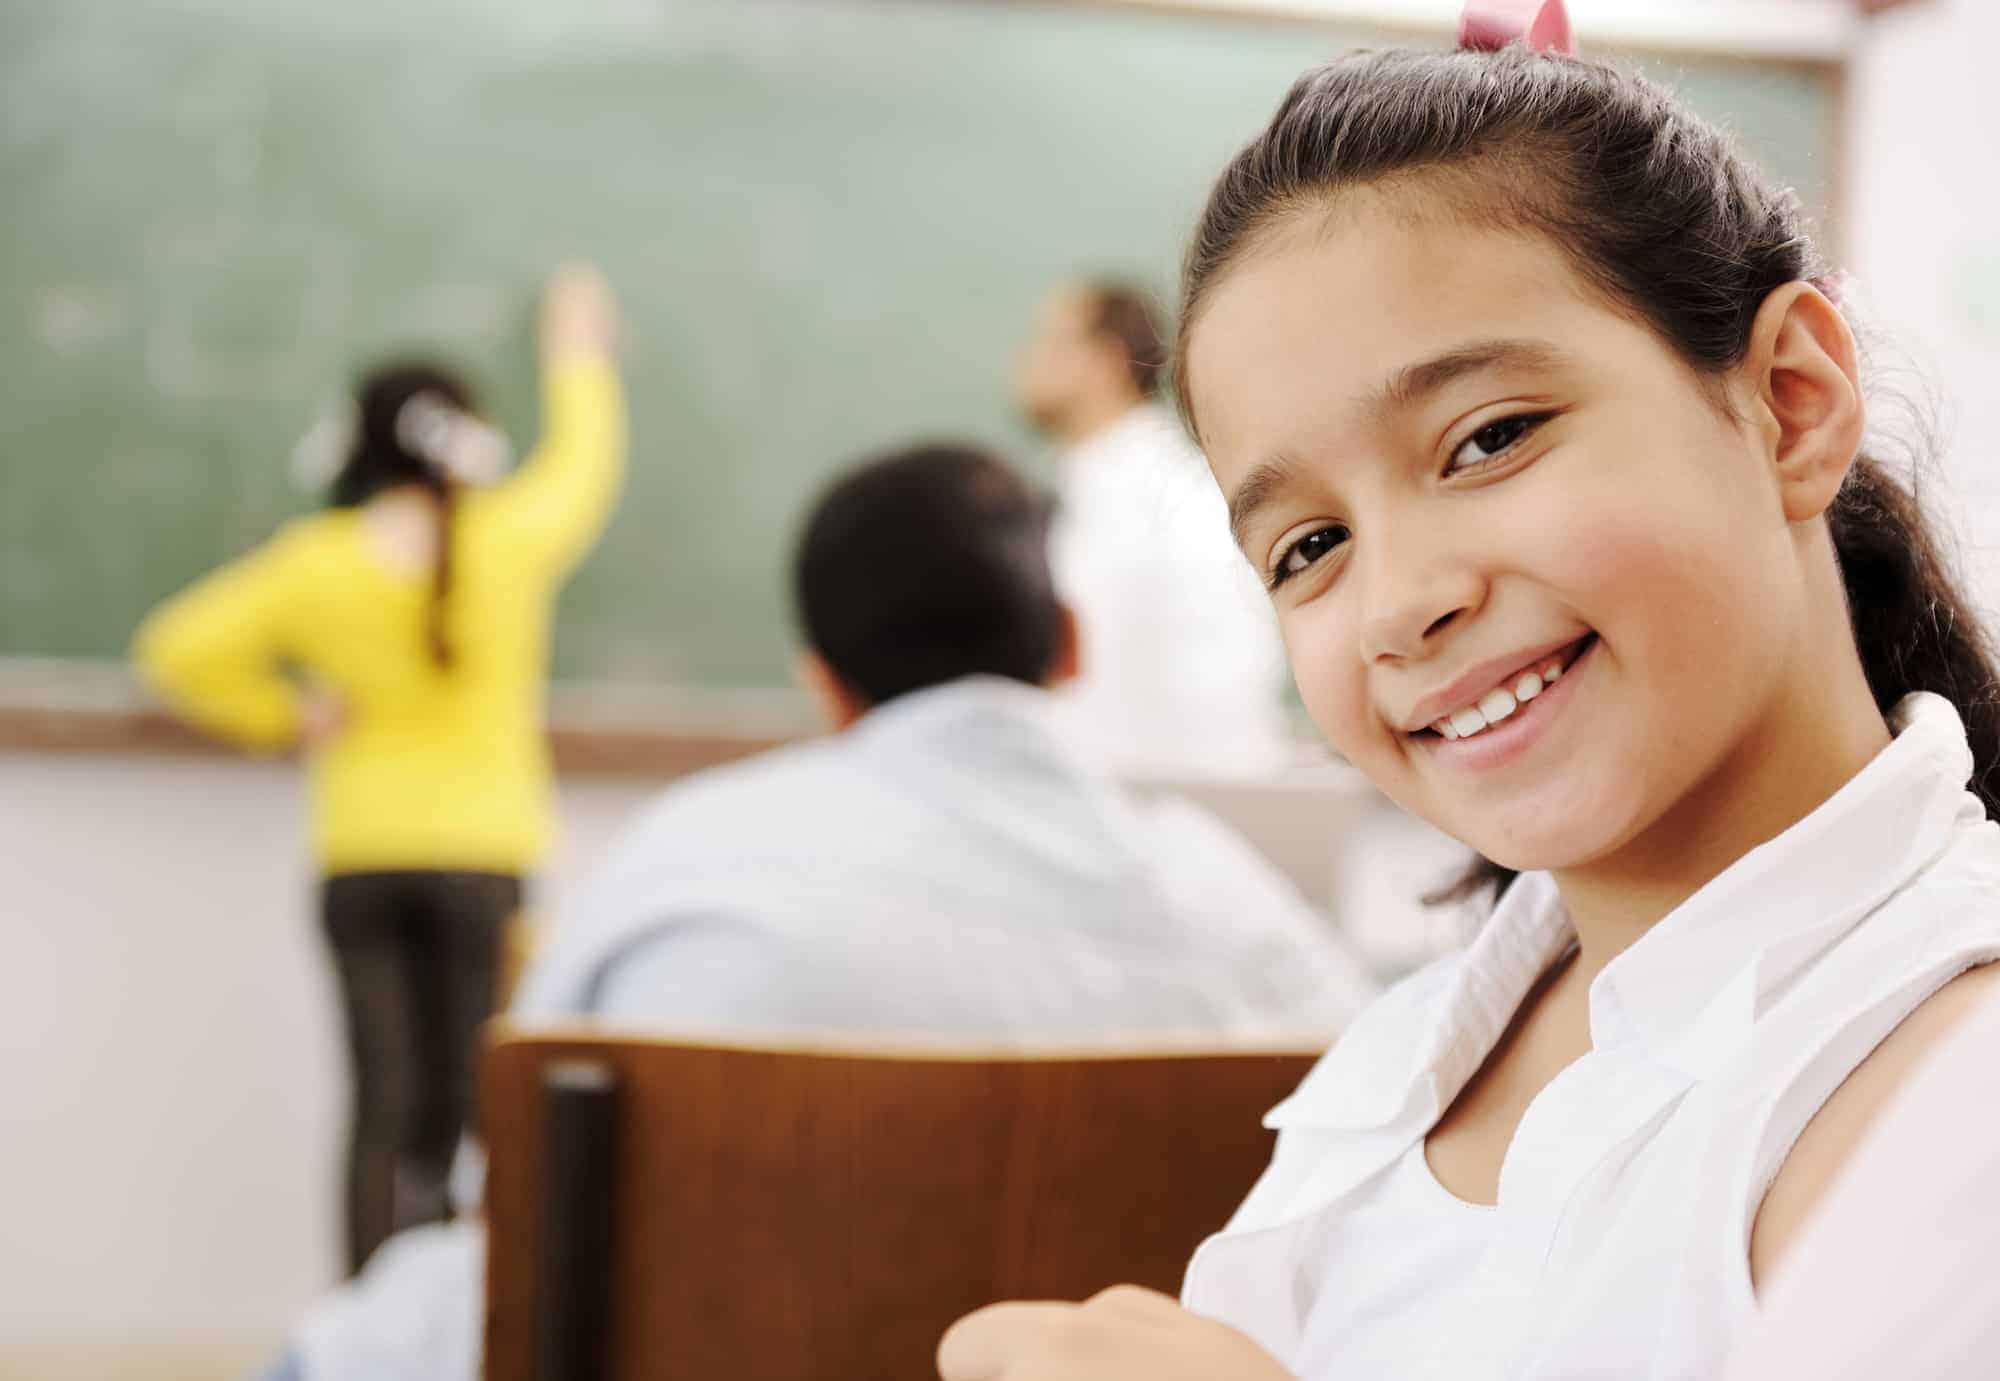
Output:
[134, 264, 625, 1272]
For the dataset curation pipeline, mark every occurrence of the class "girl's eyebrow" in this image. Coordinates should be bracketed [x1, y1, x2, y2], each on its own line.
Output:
[1227, 336, 1571, 548]
[1227, 455, 1302, 553]
[1371, 337, 1572, 420]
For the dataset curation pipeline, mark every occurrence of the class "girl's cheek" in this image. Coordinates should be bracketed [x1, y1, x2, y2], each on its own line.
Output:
[1552, 513, 1662, 603]
[1281, 607, 1374, 757]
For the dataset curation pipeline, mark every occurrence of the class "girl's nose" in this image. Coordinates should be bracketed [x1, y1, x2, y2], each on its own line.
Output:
[1356, 536, 1486, 664]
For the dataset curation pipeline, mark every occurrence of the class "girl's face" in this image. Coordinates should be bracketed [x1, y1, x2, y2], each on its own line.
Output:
[1186, 193, 1808, 872]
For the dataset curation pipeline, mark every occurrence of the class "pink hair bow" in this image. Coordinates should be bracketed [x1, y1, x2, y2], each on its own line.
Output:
[1458, 0, 1578, 56]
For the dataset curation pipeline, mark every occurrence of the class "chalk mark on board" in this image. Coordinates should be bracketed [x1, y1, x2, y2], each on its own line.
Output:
[38, 288, 128, 357]
[142, 221, 355, 401]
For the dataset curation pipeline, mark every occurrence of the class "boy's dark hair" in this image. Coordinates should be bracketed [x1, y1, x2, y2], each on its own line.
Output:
[1084, 279, 1167, 399]
[328, 359, 478, 670]
[793, 442, 1065, 708]
[1176, 47, 2000, 902]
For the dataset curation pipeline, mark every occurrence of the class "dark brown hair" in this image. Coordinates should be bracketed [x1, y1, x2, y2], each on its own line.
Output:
[794, 442, 1064, 707]
[329, 361, 474, 670]
[1175, 47, 2000, 903]
[1084, 279, 1167, 399]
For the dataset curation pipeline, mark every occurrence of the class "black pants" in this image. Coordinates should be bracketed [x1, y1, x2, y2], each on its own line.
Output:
[321, 869, 521, 1275]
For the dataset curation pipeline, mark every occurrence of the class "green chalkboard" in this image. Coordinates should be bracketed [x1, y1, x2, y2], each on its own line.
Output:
[0, 0, 1838, 688]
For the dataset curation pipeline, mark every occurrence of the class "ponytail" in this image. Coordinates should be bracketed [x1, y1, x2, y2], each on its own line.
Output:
[424, 478, 457, 671]
[328, 360, 480, 673]
[1830, 456, 2000, 816]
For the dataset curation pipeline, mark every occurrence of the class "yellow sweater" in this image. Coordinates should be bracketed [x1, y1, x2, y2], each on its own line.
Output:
[133, 359, 626, 875]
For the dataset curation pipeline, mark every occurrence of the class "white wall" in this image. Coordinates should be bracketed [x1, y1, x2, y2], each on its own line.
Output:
[0, 751, 661, 1370]
[1845, 0, 2000, 609]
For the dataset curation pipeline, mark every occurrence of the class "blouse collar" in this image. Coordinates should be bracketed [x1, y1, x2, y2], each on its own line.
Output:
[1270, 692, 1980, 1131]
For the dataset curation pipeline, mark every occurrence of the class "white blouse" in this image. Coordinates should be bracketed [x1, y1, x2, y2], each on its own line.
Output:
[1183, 693, 2000, 1379]
[1293, 1141, 1494, 1376]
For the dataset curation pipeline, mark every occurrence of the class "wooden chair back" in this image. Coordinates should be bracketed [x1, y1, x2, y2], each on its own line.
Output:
[481, 1029, 1317, 1381]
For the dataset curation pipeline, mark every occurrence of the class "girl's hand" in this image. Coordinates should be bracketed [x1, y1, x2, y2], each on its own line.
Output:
[538, 261, 620, 365]
[937, 1285, 1294, 1381]
[297, 687, 347, 750]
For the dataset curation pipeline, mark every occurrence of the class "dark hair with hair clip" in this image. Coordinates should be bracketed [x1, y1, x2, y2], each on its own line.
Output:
[328, 360, 477, 670]
[1175, 47, 2000, 904]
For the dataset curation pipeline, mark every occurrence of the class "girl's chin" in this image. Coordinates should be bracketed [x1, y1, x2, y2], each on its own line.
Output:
[1375, 763, 1646, 877]
[1442, 811, 1639, 879]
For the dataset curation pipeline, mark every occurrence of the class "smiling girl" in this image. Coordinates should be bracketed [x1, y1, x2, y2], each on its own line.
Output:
[940, 32, 2000, 1381]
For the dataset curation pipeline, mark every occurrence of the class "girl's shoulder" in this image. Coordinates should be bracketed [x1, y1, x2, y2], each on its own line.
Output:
[194, 510, 360, 590]
[1745, 818, 2000, 1286]
[1751, 961, 2000, 1289]
[266, 508, 363, 562]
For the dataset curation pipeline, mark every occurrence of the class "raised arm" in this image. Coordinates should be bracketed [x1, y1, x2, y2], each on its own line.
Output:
[484, 263, 629, 576]
[131, 535, 307, 751]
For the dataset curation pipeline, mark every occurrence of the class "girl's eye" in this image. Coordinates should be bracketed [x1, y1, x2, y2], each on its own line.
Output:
[1447, 412, 1550, 474]
[1268, 524, 1350, 591]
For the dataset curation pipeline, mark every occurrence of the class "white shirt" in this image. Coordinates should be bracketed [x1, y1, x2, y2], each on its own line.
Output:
[1183, 692, 2000, 1379]
[1048, 403, 1290, 779]
[1722, 975, 2000, 1379]
[516, 675, 1374, 1036]
[292, 676, 1378, 1381]
[1293, 1141, 1495, 1376]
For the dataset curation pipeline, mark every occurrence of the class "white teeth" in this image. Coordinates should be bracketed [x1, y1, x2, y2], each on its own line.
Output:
[1428, 650, 1577, 744]
[1477, 687, 1518, 724]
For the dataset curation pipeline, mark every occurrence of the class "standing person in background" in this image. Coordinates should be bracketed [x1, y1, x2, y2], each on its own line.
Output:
[133, 264, 626, 1275]
[1015, 279, 1291, 778]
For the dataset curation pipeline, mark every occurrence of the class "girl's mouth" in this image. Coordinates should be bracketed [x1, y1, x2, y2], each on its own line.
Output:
[1419, 633, 1597, 743]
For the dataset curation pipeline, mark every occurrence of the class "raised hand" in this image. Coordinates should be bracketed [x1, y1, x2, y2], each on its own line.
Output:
[538, 261, 620, 365]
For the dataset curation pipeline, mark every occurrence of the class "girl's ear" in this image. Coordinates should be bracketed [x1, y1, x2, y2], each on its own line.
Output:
[1743, 280, 1866, 524]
